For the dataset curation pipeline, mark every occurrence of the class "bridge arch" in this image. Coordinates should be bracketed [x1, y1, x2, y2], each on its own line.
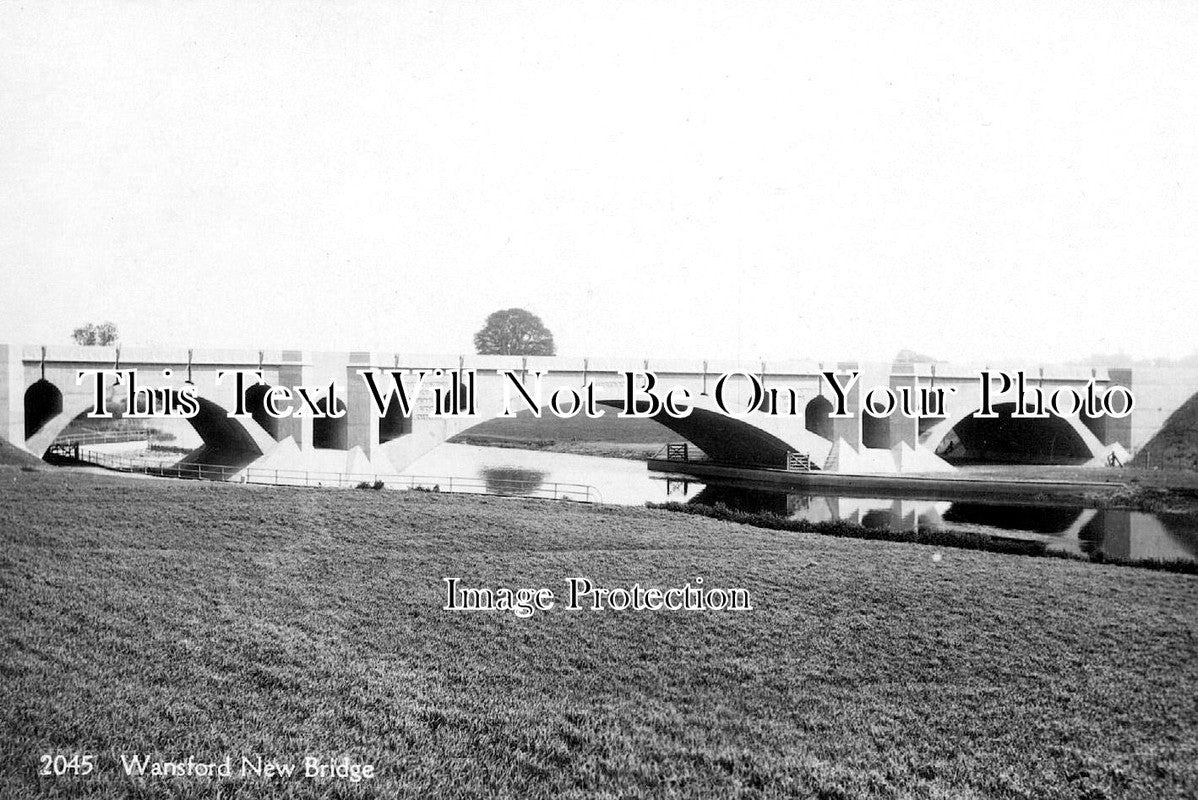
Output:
[185, 397, 264, 458]
[637, 405, 798, 466]
[592, 396, 828, 467]
[804, 395, 833, 440]
[21, 377, 273, 465]
[408, 393, 831, 472]
[923, 401, 1103, 465]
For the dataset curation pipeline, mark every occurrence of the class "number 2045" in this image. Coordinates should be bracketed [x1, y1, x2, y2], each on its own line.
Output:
[39, 754, 95, 776]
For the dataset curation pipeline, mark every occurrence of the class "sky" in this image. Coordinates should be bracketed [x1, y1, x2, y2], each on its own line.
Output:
[2, 1, 1196, 365]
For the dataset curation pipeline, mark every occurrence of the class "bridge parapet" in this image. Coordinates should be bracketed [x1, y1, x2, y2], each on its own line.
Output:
[21, 345, 309, 372]
[902, 361, 1116, 384]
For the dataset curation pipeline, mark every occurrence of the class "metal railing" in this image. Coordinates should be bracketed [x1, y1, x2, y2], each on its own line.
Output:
[52, 429, 153, 447]
[658, 442, 711, 462]
[786, 451, 816, 471]
[67, 448, 602, 503]
[657, 442, 819, 472]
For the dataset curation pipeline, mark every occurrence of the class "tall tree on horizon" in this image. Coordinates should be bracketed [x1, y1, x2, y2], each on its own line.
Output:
[71, 322, 119, 346]
[473, 308, 556, 356]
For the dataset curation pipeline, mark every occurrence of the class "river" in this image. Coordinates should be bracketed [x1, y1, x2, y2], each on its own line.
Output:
[404, 443, 1198, 565]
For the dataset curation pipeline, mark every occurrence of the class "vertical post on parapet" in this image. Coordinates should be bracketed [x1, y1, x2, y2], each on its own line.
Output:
[889, 363, 918, 449]
[830, 361, 861, 450]
[346, 351, 379, 457]
[759, 361, 768, 413]
[277, 350, 310, 448]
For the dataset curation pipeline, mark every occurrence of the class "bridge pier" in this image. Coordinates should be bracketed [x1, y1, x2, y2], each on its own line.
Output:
[830, 361, 861, 450]
[888, 367, 919, 449]
[345, 353, 379, 457]
[276, 351, 312, 448]
[1083, 367, 1133, 450]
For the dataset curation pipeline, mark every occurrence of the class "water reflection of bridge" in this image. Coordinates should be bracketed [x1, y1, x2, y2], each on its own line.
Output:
[665, 479, 1198, 564]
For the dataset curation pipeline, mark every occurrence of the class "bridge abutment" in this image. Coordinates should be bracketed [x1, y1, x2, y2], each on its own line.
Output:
[0, 345, 23, 447]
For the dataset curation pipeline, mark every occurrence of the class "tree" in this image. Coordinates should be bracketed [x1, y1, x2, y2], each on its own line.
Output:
[72, 322, 119, 346]
[894, 348, 937, 364]
[473, 308, 556, 356]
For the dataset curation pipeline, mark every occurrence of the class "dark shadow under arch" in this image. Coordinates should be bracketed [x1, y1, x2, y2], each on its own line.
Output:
[379, 396, 413, 444]
[180, 396, 264, 466]
[602, 400, 797, 468]
[244, 384, 281, 440]
[936, 402, 1092, 465]
[313, 396, 348, 450]
[861, 412, 888, 449]
[804, 396, 833, 440]
[452, 399, 808, 469]
[25, 379, 64, 439]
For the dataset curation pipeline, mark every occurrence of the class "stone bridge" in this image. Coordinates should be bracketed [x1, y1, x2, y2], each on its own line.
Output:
[1, 344, 1134, 476]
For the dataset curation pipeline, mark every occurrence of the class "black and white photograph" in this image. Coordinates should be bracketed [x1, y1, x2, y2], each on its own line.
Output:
[2, 1, 1196, 797]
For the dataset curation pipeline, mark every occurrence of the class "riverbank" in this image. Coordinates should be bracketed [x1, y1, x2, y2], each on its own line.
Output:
[647, 500, 1198, 574]
[648, 459, 1198, 515]
[2, 469, 1196, 798]
[452, 431, 1198, 513]
[450, 433, 668, 460]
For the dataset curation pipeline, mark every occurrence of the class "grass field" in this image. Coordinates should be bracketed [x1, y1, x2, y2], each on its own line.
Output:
[2, 469, 1197, 798]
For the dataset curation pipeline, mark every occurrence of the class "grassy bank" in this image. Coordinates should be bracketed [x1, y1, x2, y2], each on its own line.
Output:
[454, 410, 678, 445]
[0, 439, 44, 469]
[450, 433, 669, 461]
[1131, 390, 1198, 471]
[947, 465, 1198, 514]
[2, 470, 1196, 798]
[450, 410, 683, 461]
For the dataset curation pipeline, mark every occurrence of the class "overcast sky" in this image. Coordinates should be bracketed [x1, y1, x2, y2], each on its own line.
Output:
[2, 1, 1195, 364]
